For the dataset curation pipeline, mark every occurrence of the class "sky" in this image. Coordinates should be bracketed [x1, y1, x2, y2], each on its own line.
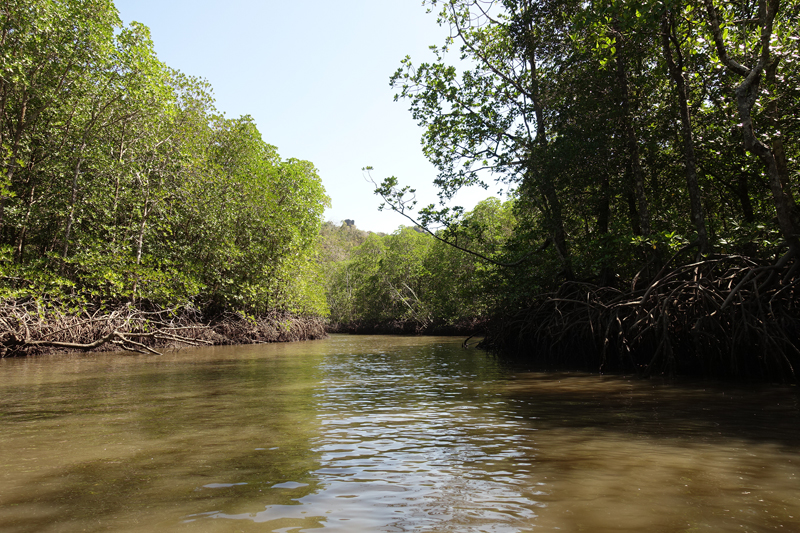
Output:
[113, 0, 495, 234]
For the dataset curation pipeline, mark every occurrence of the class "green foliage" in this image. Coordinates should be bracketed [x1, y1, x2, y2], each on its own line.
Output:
[323, 199, 515, 328]
[370, 0, 800, 313]
[0, 0, 329, 317]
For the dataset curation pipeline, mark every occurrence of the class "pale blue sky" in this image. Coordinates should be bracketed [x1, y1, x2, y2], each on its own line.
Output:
[113, 0, 492, 233]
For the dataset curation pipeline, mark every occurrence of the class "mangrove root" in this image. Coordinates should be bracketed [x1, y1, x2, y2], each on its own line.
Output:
[481, 252, 800, 381]
[0, 302, 326, 357]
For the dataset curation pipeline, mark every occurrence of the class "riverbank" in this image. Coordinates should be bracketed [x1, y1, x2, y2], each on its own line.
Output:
[326, 317, 487, 337]
[0, 300, 326, 357]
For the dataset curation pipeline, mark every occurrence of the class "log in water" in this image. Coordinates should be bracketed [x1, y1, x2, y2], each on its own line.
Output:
[1, 335, 799, 532]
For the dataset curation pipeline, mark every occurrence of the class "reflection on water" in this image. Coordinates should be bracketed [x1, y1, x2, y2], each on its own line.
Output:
[1, 335, 799, 532]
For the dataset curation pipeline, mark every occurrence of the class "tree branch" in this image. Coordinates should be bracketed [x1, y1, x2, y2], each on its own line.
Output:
[366, 169, 549, 268]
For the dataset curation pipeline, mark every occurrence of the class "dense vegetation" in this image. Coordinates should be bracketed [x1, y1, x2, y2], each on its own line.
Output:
[0, 0, 330, 354]
[4, 0, 800, 380]
[0, 0, 329, 320]
[326, 0, 800, 380]
[322, 199, 514, 333]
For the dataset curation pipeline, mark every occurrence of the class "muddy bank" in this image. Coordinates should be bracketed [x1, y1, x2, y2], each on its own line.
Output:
[0, 301, 326, 357]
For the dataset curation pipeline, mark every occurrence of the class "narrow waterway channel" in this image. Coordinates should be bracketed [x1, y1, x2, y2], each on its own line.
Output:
[1, 335, 799, 532]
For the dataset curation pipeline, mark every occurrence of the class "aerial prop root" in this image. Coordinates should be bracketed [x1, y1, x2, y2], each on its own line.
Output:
[482, 252, 800, 379]
[0, 301, 216, 357]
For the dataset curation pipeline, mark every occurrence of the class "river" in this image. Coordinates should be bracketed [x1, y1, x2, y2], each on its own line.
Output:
[1, 335, 799, 532]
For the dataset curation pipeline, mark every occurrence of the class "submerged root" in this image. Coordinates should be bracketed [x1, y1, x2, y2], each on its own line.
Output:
[482, 253, 800, 381]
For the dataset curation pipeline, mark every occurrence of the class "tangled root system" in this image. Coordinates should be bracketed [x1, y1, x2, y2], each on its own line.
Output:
[0, 302, 326, 357]
[482, 251, 800, 381]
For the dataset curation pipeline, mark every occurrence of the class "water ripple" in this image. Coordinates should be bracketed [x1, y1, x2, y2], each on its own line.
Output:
[235, 345, 544, 531]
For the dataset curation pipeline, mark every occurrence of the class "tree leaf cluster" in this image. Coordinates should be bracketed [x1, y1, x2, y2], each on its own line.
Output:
[0, 0, 329, 317]
[322, 199, 515, 329]
[377, 0, 800, 309]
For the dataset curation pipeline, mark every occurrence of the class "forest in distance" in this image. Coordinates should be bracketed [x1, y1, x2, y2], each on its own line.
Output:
[3, 0, 800, 381]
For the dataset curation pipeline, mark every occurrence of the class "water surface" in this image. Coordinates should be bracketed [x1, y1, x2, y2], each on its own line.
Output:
[1, 335, 799, 532]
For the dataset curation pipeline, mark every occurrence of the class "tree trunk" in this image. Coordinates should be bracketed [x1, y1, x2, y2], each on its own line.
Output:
[597, 173, 614, 285]
[615, 35, 651, 237]
[662, 13, 711, 254]
[527, 38, 573, 280]
[764, 57, 797, 213]
[626, 170, 642, 235]
[737, 172, 755, 224]
[62, 145, 86, 259]
[135, 201, 149, 266]
[703, 0, 799, 250]
[598, 174, 611, 235]
[15, 184, 35, 262]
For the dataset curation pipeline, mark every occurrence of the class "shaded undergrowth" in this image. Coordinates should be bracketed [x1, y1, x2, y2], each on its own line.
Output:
[326, 317, 487, 336]
[481, 251, 800, 381]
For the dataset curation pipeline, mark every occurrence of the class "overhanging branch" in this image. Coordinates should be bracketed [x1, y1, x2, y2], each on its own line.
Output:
[365, 169, 549, 268]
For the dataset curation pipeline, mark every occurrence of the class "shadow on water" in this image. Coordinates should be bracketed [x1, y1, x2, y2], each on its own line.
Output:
[500, 371, 800, 448]
[492, 371, 800, 533]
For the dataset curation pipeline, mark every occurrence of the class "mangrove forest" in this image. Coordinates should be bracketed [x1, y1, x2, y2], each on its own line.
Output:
[3, 0, 800, 381]
[324, 0, 800, 381]
[0, 0, 329, 353]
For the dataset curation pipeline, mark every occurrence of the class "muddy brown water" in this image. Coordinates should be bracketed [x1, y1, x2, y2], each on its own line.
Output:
[1, 334, 799, 532]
